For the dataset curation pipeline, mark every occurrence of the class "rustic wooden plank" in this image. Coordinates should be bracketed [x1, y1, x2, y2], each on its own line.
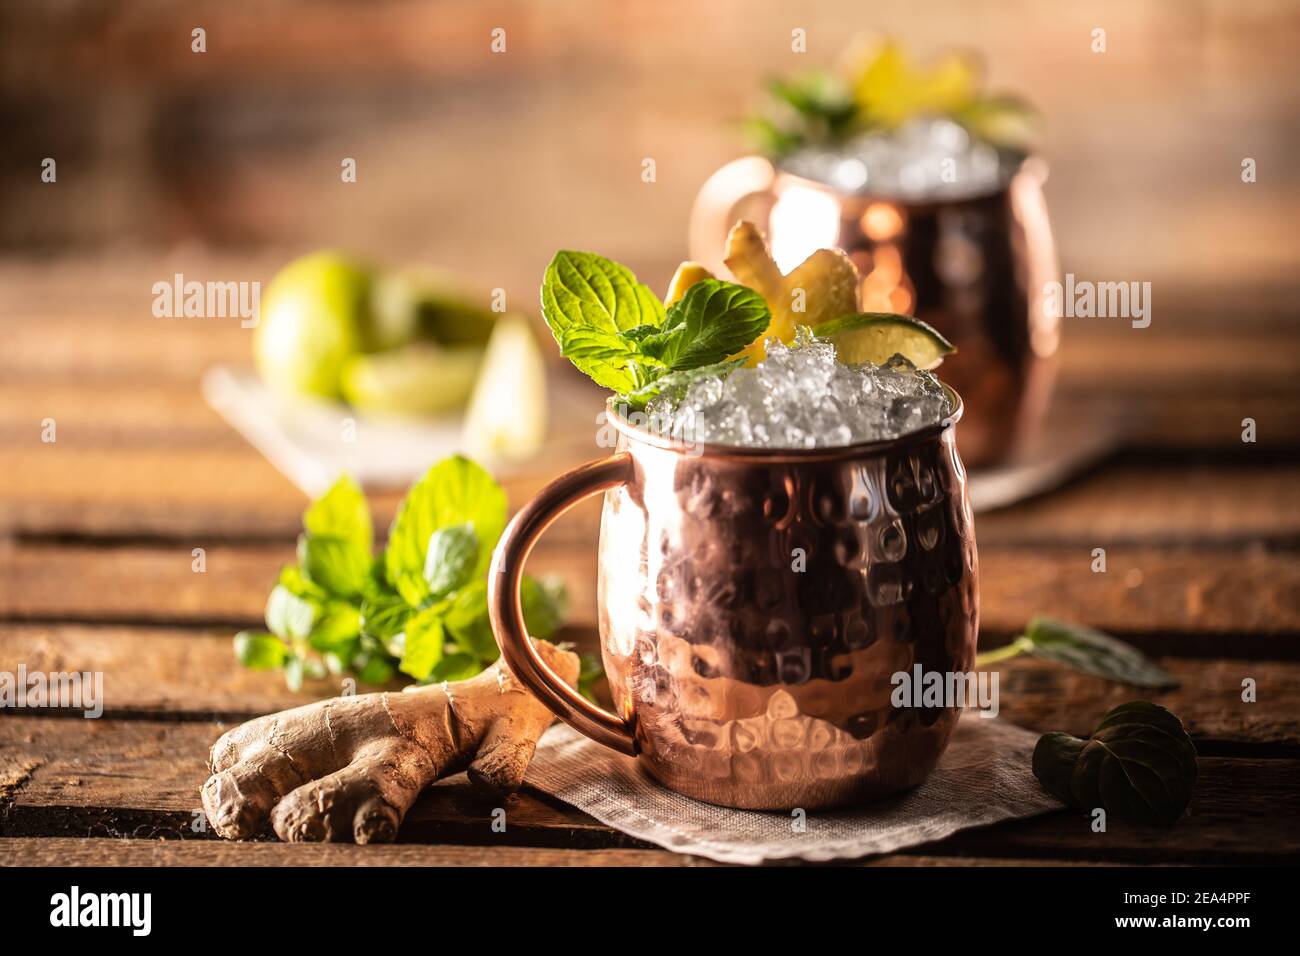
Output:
[975, 463, 1300, 546]
[0, 541, 600, 629]
[990, 657, 1299, 753]
[0, 380, 242, 448]
[1, 717, 1294, 863]
[3, 450, 1298, 544]
[3, 541, 1294, 641]
[922, 756, 1300, 865]
[978, 544, 1300, 636]
[0, 837, 713, 867]
[0, 837, 1125, 867]
[2, 625, 1294, 747]
[0, 624, 600, 720]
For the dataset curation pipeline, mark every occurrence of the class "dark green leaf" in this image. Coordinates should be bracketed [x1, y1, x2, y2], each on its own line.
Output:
[578, 652, 605, 704]
[1032, 701, 1198, 825]
[423, 524, 479, 599]
[1023, 617, 1179, 689]
[234, 631, 288, 670]
[385, 456, 507, 607]
[1030, 731, 1085, 805]
[521, 575, 567, 640]
[640, 280, 770, 371]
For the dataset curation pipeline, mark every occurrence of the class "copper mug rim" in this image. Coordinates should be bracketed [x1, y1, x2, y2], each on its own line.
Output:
[768, 148, 1047, 209]
[605, 385, 963, 462]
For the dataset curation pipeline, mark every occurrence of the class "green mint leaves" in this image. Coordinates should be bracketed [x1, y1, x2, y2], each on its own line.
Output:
[235, 456, 569, 689]
[1033, 701, 1197, 824]
[385, 457, 506, 607]
[541, 252, 770, 406]
[974, 616, 1178, 689]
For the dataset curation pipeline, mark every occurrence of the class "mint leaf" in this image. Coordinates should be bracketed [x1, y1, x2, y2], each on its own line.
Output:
[617, 357, 745, 410]
[353, 650, 396, 685]
[276, 564, 328, 603]
[400, 605, 446, 680]
[303, 475, 372, 554]
[234, 631, 288, 670]
[265, 585, 317, 641]
[423, 524, 479, 599]
[521, 575, 567, 639]
[1024, 617, 1178, 689]
[360, 591, 413, 643]
[541, 251, 664, 337]
[284, 654, 305, 691]
[429, 652, 481, 682]
[542, 252, 667, 391]
[300, 533, 370, 599]
[641, 280, 770, 370]
[442, 575, 566, 664]
[443, 580, 496, 660]
[578, 652, 605, 703]
[557, 326, 660, 392]
[385, 456, 507, 607]
[308, 601, 362, 653]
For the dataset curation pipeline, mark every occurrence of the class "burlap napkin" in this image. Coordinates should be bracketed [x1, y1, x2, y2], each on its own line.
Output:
[526, 713, 1062, 864]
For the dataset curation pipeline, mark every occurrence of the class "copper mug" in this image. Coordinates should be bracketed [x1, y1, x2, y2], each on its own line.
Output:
[689, 154, 1060, 466]
[489, 395, 978, 810]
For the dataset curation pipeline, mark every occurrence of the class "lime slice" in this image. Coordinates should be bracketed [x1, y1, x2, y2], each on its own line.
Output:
[815, 312, 955, 369]
[340, 343, 483, 416]
[462, 315, 548, 460]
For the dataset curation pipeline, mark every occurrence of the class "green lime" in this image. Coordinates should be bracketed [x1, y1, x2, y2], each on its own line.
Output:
[340, 343, 484, 416]
[371, 268, 496, 349]
[462, 315, 548, 459]
[254, 252, 372, 399]
[815, 312, 956, 369]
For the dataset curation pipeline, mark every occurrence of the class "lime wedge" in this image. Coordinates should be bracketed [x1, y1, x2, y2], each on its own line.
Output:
[340, 343, 483, 416]
[462, 315, 548, 460]
[815, 313, 955, 369]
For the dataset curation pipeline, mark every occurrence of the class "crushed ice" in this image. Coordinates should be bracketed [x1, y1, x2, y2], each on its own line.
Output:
[644, 327, 951, 449]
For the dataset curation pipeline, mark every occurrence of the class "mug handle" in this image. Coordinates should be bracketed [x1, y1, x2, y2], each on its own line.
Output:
[687, 155, 777, 272]
[488, 453, 638, 756]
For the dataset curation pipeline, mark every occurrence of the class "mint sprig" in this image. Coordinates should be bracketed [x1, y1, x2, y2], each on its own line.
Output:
[235, 458, 580, 689]
[541, 251, 770, 407]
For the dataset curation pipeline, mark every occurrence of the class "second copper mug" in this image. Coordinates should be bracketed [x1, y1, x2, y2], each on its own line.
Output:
[689, 154, 1060, 466]
[489, 396, 979, 810]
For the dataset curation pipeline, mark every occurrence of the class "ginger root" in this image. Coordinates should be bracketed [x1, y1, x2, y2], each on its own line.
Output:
[723, 221, 861, 363]
[202, 640, 578, 843]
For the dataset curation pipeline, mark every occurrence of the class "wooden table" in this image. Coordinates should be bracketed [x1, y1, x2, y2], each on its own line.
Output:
[2, 266, 1298, 867]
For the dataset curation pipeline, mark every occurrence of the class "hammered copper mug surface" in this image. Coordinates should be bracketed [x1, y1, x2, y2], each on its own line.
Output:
[489, 395, 978, 811]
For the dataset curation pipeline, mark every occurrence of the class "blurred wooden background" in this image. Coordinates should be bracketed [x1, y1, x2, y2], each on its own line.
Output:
[2, 0, 1299, 306]
[2, 0, 1300, 867]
